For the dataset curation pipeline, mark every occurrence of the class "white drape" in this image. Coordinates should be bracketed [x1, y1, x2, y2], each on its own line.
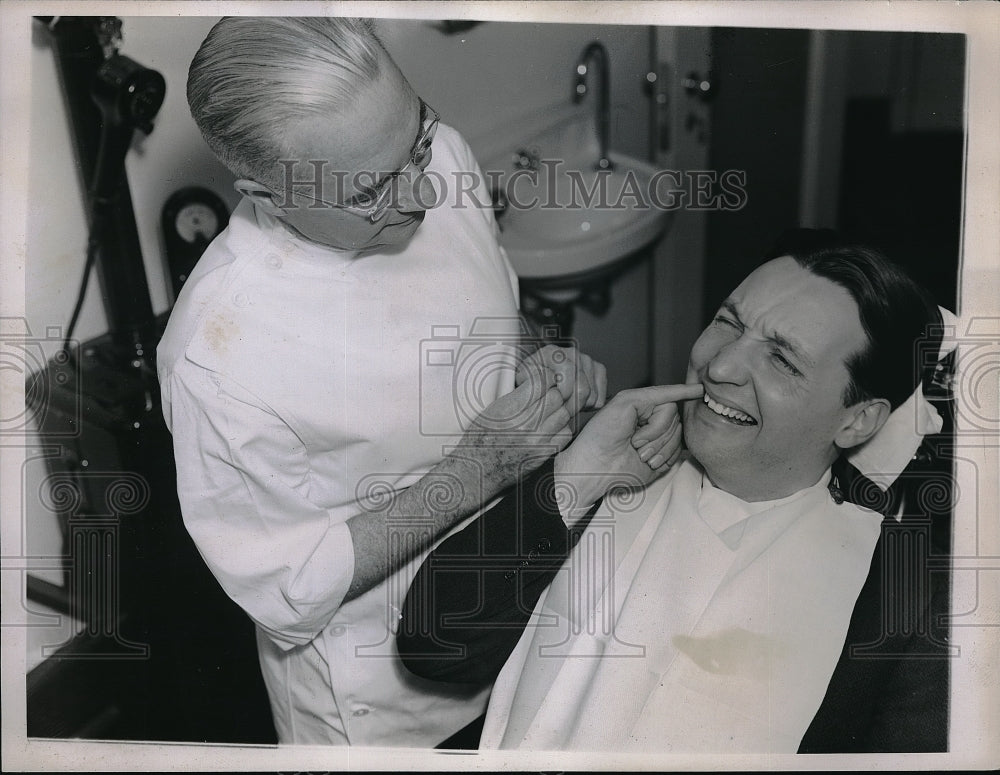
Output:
[481, 458, 883, 753]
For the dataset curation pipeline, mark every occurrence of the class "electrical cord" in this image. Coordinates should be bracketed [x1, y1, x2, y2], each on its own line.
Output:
[62, 232, 100, 369]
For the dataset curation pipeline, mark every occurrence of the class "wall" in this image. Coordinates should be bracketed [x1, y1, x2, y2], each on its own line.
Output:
[800, 30, 966, 229]
[27, 17, 239, 346]
[703, 27, 812, 316]
[376, 19, 650, 162]
[706, 27, 966, 322]
[817, 30, 966, 305]
[844, 31, 965, 134]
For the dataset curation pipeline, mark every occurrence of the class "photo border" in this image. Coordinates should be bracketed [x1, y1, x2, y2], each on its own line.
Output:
[2, 1, 997, 771]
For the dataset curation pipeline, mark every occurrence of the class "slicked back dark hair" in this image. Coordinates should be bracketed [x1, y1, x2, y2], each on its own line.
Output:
[764, 229, 942, 410]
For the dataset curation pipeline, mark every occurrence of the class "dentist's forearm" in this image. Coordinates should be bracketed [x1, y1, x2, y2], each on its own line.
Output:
[346, 367, 576, 601]
[344, 453, 503, 602]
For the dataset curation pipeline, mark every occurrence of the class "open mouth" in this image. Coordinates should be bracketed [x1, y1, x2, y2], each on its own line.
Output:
[702, 393, 757, 426]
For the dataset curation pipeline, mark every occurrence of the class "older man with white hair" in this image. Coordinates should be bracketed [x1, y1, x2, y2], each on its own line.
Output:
[158, 17, 607, 747]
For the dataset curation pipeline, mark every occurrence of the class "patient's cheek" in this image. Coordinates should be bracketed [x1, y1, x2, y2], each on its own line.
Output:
[684, 356, 702, 386]
[686, 328, 722, 378]
[681, 400, 695, 429]
[681, 403, 701, 453]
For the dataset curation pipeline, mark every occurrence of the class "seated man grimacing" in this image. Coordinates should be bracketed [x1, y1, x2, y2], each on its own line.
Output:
[396, 231, 949, 753]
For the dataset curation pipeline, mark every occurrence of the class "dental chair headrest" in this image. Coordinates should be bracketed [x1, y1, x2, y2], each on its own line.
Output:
[845, 307, 959, 493]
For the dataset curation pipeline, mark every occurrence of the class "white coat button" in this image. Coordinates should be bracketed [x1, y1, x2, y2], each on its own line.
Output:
[330, 625, 347, 636]
[266, 254, 282, 269]
[233, 292, 249, 307]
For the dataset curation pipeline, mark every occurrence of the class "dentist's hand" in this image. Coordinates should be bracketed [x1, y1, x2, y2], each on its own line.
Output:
[347, 365, 576, 600]
[454, 364, 576, 502]
[516, 344, 607, 415]
[553, 383, 704, 520]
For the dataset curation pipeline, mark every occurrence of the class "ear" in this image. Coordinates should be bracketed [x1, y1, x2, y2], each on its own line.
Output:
[234, 179, 286, 216]
[834, 398, 891, 450]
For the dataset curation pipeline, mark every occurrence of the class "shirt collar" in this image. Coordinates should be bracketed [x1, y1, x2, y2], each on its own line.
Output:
[696, 465, 834, 549]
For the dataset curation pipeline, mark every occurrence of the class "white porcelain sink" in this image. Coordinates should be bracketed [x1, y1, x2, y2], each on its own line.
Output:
[480, 111, 672, 282]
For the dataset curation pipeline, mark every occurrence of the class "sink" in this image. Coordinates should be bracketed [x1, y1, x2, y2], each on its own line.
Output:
[497, 155, 672, 281]
[480, 111, 672, 283]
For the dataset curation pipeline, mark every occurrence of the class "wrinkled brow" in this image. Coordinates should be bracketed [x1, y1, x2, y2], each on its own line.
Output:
[722, 300, 816, 368]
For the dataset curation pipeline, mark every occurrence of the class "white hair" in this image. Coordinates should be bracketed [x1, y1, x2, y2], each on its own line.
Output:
[187, 17, 385, 183]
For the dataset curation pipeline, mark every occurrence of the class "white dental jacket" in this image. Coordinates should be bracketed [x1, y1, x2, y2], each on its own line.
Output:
[158, 124, 521, 746]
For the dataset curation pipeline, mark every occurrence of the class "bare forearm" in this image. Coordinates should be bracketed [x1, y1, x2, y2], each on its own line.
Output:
[344, 447, 552, 602]
[345, 371, 577, 601]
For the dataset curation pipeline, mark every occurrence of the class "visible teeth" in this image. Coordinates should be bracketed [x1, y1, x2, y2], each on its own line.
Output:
[704, 393, 755, 424]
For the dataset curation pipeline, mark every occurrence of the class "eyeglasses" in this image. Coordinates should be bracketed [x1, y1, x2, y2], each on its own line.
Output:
[277, 100, 440, 223]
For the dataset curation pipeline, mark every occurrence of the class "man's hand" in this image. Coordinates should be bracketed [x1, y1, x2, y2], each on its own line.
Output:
[347, 366, 576, 600]
[454, 364, 577, 504]
[630, 384, 704, 470]
[515, 344, 607, 415]
[553, 383, 704, 520]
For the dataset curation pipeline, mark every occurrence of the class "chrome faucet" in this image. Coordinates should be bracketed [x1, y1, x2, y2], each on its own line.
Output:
[573, 41, 613, 171]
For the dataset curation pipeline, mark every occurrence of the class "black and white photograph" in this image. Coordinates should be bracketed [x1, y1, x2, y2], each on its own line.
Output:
[2, 1, 997, 771]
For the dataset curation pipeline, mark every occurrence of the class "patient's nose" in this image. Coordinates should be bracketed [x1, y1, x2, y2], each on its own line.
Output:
[705, 338, 751, 385]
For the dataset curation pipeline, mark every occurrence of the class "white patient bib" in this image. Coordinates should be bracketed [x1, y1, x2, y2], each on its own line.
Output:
[481, 459, 883, 753]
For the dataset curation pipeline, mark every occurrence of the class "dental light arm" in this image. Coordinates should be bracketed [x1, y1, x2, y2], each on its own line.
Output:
[39, 16, 165, 372]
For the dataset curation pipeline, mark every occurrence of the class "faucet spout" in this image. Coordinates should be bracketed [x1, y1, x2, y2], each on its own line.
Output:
[573, 41, 613, 171]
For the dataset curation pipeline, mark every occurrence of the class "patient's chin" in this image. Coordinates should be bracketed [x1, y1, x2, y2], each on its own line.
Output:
[683, 411, 744, 480]
[682, 421, 713, 469]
